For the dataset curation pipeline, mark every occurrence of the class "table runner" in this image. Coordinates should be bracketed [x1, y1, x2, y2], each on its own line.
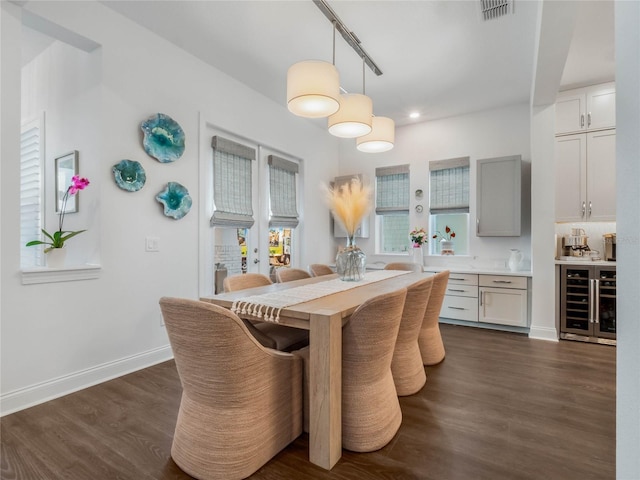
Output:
[231, 270, 410, 322]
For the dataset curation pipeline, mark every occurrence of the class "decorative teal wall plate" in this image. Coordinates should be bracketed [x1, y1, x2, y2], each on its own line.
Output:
[156, 182, 192, 219]
[140, 113, 185, 163]
[112, 159, 146, 192]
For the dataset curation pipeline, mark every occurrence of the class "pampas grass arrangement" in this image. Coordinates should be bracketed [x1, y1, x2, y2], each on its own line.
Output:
[325, 177, 372, 237]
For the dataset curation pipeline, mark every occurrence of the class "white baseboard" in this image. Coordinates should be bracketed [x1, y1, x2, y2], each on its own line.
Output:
[0, 345, 174, 417]
[528, 325, 559, 342]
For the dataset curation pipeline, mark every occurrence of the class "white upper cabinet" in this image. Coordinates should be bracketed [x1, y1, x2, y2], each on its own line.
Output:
[555, 130, 616, 222]
[555, 82, 616, 135]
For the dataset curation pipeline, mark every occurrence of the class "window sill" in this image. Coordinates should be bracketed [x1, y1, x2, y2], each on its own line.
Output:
[21, 264, 102, 285]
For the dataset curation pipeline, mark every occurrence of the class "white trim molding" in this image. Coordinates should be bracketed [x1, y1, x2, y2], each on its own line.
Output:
[528, 325, 559, 342]
[21, 264, 102, 285]
[0, 345, 173, 416]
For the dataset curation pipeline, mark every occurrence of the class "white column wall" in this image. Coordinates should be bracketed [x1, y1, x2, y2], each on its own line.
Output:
[615, 1, 640, 477]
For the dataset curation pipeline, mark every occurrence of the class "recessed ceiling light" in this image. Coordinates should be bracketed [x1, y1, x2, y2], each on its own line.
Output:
[409, 112, 420, 119]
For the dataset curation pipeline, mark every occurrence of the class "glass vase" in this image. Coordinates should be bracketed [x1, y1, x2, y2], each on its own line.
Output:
[336, 235, 366, 281]
[411, 246, 424, 266]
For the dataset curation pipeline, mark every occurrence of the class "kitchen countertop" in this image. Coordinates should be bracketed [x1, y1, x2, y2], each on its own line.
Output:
[422, 266, 532, 277]
[365, 262, 532, 277]
[555, 258, 616, 266]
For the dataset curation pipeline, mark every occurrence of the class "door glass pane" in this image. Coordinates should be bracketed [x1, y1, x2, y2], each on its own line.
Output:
[268, 227, 292, 279]
[237, 228, 248, 273]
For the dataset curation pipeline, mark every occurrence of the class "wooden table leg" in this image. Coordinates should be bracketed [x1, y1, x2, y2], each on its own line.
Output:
[309, 310, 342, 470]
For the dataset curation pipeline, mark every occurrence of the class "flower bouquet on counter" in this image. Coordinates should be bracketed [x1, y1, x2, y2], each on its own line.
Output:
[409, 227, 428, 247]
[432, 225, 456, 255]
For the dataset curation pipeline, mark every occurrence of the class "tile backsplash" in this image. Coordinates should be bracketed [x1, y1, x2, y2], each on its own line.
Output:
[555, 222, 616, 257]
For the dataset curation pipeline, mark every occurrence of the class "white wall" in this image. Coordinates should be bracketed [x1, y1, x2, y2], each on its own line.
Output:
[337, 103, 532, 271]
[1, 1, 338, 414]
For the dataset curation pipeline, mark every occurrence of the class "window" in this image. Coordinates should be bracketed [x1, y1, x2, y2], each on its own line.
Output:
[376, 165, 410, 253]
[20, 116, 43, 268]
[429, 157, 470, 255]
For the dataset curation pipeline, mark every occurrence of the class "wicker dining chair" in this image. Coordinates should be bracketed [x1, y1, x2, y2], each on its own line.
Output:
[159, 297, 303, 480]
[384, 262, 423, 272]
[391, 276, 434, 395]
[308, 263, 334, 277]
[223, 273, 309, 352]
[418, 270, 450, 365]
[275, 267, 312, 283]
[295, 287, 407, 452]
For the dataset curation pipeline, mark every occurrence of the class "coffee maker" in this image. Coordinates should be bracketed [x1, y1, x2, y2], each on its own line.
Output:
[560, 228, 591, 257]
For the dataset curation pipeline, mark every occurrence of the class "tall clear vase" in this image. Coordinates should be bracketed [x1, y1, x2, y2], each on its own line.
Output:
[336, 234, 366, 281]
[411, 246, 424, 266]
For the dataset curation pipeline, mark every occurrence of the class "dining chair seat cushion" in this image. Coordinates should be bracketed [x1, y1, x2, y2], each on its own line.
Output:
[255, 323, 309, 352]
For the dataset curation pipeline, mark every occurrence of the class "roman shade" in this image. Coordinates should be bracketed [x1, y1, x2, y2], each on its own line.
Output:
[210, 136, 256, 228]
[268, 155, 299, 228]
[429, 156, 470, 214]
[375, 165, 410, 215]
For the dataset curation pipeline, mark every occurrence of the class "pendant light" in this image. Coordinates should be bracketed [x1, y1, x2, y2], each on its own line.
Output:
[327, 59, 373, 138]
[287, 22, 340, 118]
[356, 116, 395, 153]
[287, 61, 340, 118]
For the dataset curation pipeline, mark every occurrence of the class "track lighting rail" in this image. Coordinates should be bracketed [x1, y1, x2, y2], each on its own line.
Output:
[313, 0, 383, 76]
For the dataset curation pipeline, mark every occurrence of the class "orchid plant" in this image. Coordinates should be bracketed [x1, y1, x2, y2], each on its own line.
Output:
[409, 227, 428, 247]
[432, 225, 456, 241]
[26, 175, 90, 252]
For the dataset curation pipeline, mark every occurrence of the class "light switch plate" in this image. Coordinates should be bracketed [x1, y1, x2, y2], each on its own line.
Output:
[145, 236, 160, 252]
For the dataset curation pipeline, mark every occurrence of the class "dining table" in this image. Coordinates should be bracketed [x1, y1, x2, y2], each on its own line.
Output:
[200, 269, 431, 470]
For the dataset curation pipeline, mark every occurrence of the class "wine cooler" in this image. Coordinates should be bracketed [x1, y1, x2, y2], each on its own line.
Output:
[560, 265, 616, 344]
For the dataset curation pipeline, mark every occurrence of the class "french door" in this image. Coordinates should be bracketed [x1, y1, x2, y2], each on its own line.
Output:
[199, 118, 300, 294]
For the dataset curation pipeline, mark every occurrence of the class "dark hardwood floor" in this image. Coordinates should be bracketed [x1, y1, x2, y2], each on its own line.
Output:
[1, 324, 616, 480]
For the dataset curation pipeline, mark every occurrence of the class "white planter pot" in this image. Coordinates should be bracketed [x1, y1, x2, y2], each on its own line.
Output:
[46, 248, 67, 268]
[440, 239, 454, 255]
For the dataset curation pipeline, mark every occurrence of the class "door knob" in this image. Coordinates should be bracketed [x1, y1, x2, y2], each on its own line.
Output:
[253, 258, 260, 264]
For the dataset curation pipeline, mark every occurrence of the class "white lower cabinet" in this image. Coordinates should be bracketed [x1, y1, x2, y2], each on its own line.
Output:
[428, 271, 530, 329]
[440, 273, 478, 323]
[479, 275, 528, 327]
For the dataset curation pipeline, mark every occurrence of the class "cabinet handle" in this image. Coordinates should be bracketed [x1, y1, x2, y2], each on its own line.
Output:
[479, 292, 483, 306]
[476, 218, 480, 235]
[448, 306, 465, 310]
[587, 112, 592, 127]
[593, 278, 600, 323]
[448, 288, 466, 293]
[589, 279, 594, 323]
[493, 280, 512, 284]
[581, 201, 586, 218]
[588, 201, 592, 218]
[450, 278, 467, 281]
[580, 114, 585, 127]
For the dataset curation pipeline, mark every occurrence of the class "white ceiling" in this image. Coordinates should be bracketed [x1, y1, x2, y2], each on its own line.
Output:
[24, 0, 615, 126]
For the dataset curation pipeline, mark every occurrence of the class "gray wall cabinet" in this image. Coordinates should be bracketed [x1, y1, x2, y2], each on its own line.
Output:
[476, 155, 522, 237]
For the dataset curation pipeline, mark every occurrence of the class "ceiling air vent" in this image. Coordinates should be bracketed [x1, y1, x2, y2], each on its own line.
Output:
[480, 0, 512, 21]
